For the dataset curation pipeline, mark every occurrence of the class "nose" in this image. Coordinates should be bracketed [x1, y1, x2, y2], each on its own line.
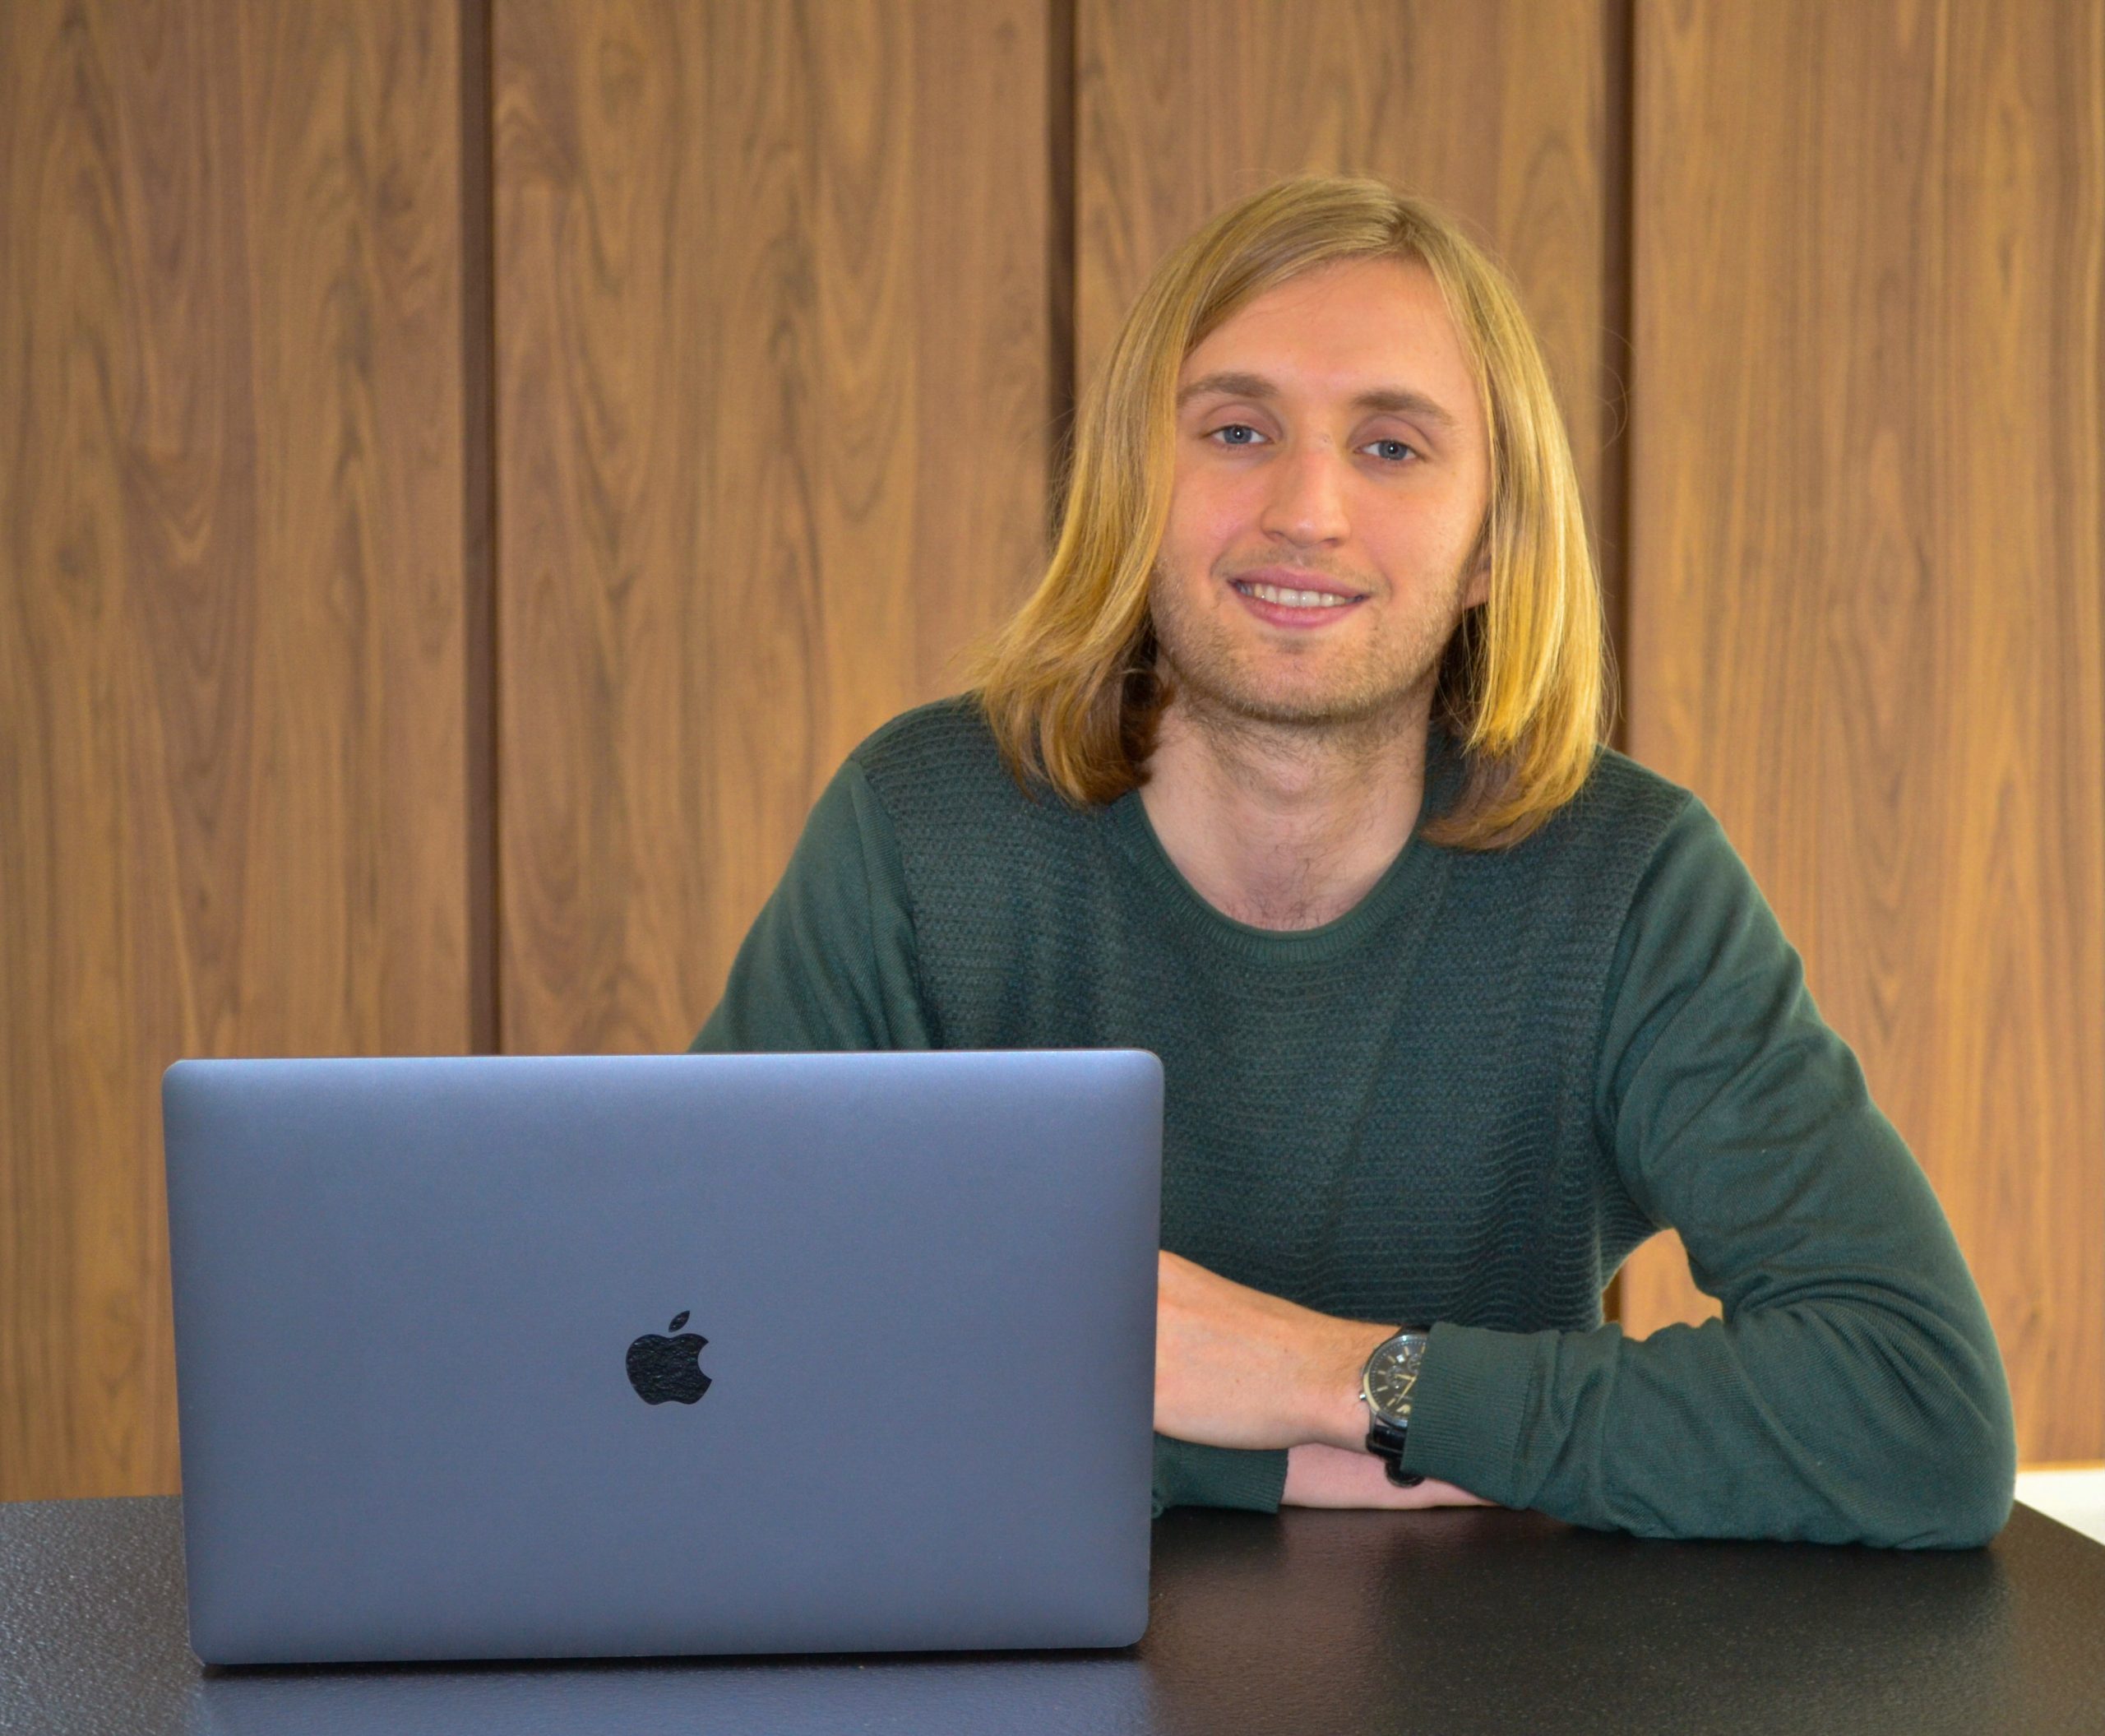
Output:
[1256, 437, 1352, 546]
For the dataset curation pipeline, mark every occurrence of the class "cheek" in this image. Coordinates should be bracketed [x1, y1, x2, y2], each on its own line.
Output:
[1371, 501, 1476, 569]
[1164, 470, 1255, 565]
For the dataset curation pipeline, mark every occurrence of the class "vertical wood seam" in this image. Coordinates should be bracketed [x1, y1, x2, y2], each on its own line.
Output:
[1046, 0, 1078, 548]
[1600, 0, 1635, 757]
[460, 0, 500, 1056]
[1598, 0, 1636, 1329]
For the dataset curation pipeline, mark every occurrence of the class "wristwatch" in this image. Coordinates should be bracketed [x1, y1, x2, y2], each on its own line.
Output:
[1359, 1327, 1430, 1487]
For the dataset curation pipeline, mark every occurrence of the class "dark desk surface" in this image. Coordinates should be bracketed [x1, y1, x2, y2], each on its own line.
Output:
[3, 1495, 2102, 1735]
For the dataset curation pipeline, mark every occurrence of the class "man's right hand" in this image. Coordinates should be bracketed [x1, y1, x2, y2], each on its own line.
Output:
[1281, 1441, 1501, 1510]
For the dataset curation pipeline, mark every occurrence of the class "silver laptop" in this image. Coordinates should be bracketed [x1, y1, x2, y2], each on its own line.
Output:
[161, 1050, 1163, 1667]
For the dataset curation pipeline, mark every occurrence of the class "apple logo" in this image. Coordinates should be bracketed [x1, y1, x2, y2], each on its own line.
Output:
[627, 1310, 711, 1405]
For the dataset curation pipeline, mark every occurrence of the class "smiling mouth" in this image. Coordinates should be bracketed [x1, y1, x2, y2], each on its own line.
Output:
[1232, 579, 1367, 610]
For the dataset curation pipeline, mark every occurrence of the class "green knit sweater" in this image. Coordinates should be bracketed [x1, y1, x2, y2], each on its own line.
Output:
[688, 697, 2016, 1548]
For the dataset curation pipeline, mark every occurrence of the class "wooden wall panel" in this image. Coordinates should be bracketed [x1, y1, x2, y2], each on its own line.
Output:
[0, 1, 476, 1499]
[493, 0, 1056, 1054]
[6, 0, 2093, 1504]
[1622, 0, 2105, 1463]
[1076, 0, 1628, 658]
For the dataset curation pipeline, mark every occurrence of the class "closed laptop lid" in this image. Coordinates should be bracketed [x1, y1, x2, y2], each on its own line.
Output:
[162, 1050, 1162, 1666]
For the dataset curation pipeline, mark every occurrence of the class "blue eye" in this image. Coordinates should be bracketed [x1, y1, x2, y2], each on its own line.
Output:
[1205, 424, 1420, 464]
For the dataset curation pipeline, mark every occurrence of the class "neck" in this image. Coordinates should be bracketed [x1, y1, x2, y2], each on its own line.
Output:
[1137, 687, 1434, 931]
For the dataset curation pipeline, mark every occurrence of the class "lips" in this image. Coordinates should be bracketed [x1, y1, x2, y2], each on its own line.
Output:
[1228, 569, 1368, 628]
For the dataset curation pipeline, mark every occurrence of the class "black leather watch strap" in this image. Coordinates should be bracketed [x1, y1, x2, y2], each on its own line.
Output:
[1365, 1416, 1423, 1487]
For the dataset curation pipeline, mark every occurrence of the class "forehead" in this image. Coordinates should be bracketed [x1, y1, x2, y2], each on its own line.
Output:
[1177, 257, 1478, 430]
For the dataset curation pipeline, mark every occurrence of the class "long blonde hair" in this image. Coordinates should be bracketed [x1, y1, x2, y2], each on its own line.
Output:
[967, 173, 1613, 850]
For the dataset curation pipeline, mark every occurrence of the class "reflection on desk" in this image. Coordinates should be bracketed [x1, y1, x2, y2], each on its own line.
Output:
[3, 1495, 2103, 1734]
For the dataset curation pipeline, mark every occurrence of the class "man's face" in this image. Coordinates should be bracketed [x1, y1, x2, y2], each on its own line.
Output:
[1150, 256, 1492, 733]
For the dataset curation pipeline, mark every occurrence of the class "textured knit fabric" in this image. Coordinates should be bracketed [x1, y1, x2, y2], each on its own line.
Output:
[689, 697, 2017, 1547]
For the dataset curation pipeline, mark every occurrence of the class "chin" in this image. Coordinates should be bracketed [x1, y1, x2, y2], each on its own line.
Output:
[1157, 630, 1437, 732]
[1206, 682, 1411, 731]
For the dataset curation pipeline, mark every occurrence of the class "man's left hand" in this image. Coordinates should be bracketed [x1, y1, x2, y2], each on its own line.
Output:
[1154, 1248, 1388, 1450]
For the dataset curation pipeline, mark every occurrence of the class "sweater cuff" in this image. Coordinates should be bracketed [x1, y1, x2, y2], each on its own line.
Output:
[1403, 1322, 1540, 1505]
[1151, 1433, 1288, 1518]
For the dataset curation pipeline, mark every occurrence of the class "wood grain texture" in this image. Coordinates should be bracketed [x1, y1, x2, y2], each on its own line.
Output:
[1622, 0, 2105, 1462]
[493, 0, 1055, 1053]
[0, 0, 474, 1499]
[1075, 0, 1627, 657]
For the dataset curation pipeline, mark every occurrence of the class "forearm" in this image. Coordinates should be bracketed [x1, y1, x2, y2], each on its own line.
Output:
[1405, 1304, 2014, 1547]
[1154, 1251, 1401, 1451]
[1283, 1442, 1497, 1509]
[1282, 1317, 1497, 1508]
[1154, 1285, 1497, 1512]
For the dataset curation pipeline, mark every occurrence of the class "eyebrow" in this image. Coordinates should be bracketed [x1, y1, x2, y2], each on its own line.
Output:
[1174, 369, 1461, 433]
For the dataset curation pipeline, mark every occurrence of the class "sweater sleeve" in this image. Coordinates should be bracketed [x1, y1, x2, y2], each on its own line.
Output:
[1150, 1436, 1289, 1519]
[687, 757, 934, 1053]
[1399, 794, 2018, 1547]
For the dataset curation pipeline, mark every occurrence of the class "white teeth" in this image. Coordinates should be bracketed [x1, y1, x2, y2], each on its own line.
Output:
[1239, 581, 1353, 609]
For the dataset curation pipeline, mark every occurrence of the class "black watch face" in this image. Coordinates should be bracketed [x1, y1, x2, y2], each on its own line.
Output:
[1367, 1340, 1423, 1415]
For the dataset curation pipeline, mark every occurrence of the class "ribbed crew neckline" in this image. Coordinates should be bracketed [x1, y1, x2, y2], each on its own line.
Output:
[1105, 717, 1464, 965]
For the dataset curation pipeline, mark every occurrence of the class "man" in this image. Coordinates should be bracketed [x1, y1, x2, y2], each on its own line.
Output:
[691, 174, 2016, 1546]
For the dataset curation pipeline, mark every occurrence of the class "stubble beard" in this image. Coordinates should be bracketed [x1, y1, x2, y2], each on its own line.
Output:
[1145, 554, 1470, 753]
